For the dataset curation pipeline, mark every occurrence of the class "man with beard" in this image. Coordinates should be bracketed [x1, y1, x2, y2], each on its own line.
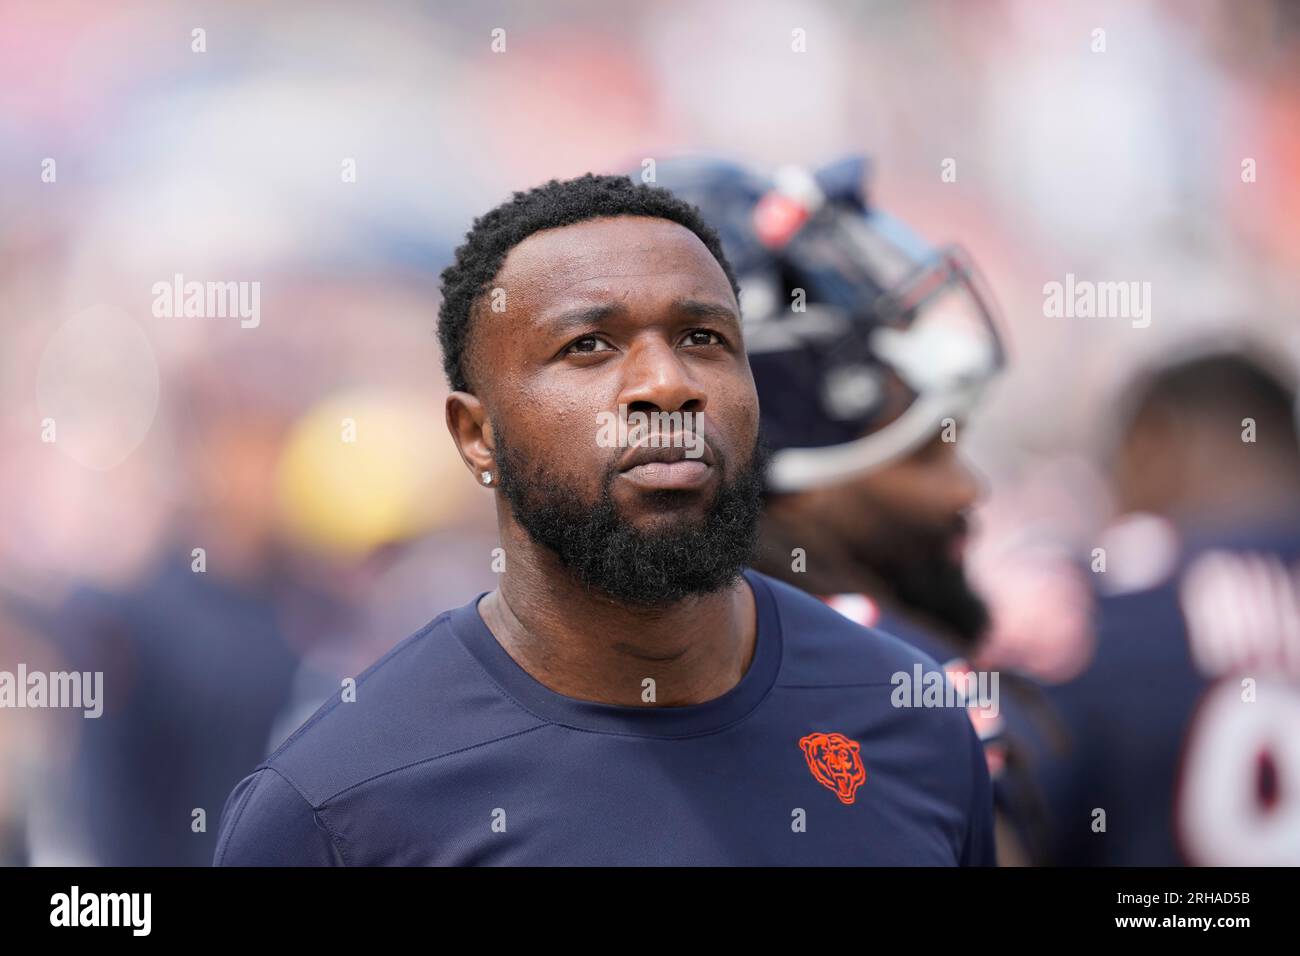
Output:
[649, 157, 1053, 864]
[213, 172, 994, 865]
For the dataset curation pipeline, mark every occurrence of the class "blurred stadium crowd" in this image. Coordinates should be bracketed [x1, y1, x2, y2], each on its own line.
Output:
[1, 0, 1298, 865]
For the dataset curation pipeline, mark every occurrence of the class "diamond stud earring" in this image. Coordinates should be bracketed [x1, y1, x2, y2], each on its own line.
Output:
[481, 471, 493, 485]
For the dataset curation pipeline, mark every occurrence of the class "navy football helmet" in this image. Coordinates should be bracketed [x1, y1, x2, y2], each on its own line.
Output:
[638, 156, 1006, 492]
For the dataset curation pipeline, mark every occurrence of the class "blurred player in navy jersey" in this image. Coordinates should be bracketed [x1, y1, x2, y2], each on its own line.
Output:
[41, 374, 343, 866]
[647, 157, 1059, 864]
[1036, 345, 1300, 866]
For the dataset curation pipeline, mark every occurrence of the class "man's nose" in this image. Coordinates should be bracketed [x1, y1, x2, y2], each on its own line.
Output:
[617, 337, 707, 414]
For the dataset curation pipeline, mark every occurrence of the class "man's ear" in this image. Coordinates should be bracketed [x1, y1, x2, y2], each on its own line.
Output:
[446, 391, 495, 484]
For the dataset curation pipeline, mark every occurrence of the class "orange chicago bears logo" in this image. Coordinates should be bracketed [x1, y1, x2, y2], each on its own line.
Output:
[799, 732, 867, 805]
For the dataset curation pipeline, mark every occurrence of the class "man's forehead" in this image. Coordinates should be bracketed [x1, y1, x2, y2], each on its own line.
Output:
[497, 215, 731, 299]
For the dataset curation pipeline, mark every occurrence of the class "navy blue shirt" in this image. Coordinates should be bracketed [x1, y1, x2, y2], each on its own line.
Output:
[821, 595, 1058, 864]
[1036, 523, 1300, 866]
[214, 569, 995, 865]
[46, 559, 310, 866]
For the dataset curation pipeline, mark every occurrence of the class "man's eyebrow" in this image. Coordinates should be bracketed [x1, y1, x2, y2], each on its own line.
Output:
[540, 298, 739, 334]
[542, 303, 626, 334]
[675, 299, 741, 324]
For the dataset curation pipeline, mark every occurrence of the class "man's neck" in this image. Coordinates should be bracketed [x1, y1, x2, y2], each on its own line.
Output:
[476, 526, 757, 708]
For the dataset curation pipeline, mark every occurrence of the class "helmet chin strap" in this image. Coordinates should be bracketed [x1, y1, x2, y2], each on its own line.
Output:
[763, 381, 988, 493]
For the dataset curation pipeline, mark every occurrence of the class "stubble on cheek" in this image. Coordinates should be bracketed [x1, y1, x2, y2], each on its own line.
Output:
[497, 404, 617, 509]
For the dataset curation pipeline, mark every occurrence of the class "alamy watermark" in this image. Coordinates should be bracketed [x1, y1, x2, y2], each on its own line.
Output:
[0, 665, 103, 718]
[890, 663, 999, 718]
[151, 273, 260, 328]
[595, 403, 705, 457]
[1043, 273, 1151, 329]
[50, 886, 150, 936]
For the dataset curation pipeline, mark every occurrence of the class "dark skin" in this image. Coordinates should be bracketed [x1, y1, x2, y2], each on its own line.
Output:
[1114, 403, 1300, 530]
[445, 216, 761, 707]
[760, 431, 983, 608]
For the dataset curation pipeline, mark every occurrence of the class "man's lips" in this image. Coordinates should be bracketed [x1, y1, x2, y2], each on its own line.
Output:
[946, 515, 975, 563]
[619, 458, 713, 490]
[616, 438, 715, 470]
[616, 439, 716, 491]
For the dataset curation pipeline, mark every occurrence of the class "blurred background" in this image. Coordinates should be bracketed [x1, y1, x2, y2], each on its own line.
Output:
[1, 0, 1298, 865]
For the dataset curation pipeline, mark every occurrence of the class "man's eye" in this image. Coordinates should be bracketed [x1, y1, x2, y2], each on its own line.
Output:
[684, 330, 723, 347]
[567, 336, 613, 354]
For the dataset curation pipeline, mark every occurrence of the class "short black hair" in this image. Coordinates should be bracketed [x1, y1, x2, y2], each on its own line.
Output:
[1117, 346, 1300, 453]
[437, 172, 741, 394]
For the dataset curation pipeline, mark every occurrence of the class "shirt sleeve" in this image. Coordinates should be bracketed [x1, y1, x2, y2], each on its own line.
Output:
[213, 767, 343, 866]
[959, 717, 998, 867]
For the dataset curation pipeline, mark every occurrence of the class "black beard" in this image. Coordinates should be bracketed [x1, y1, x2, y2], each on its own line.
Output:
[493, 427, 769, 607]
[848, 515, 990, 647]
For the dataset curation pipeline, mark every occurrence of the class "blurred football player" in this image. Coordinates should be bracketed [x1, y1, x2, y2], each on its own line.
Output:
[649, 156, 1058, 864]
[1037, 344, 1300, 865]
